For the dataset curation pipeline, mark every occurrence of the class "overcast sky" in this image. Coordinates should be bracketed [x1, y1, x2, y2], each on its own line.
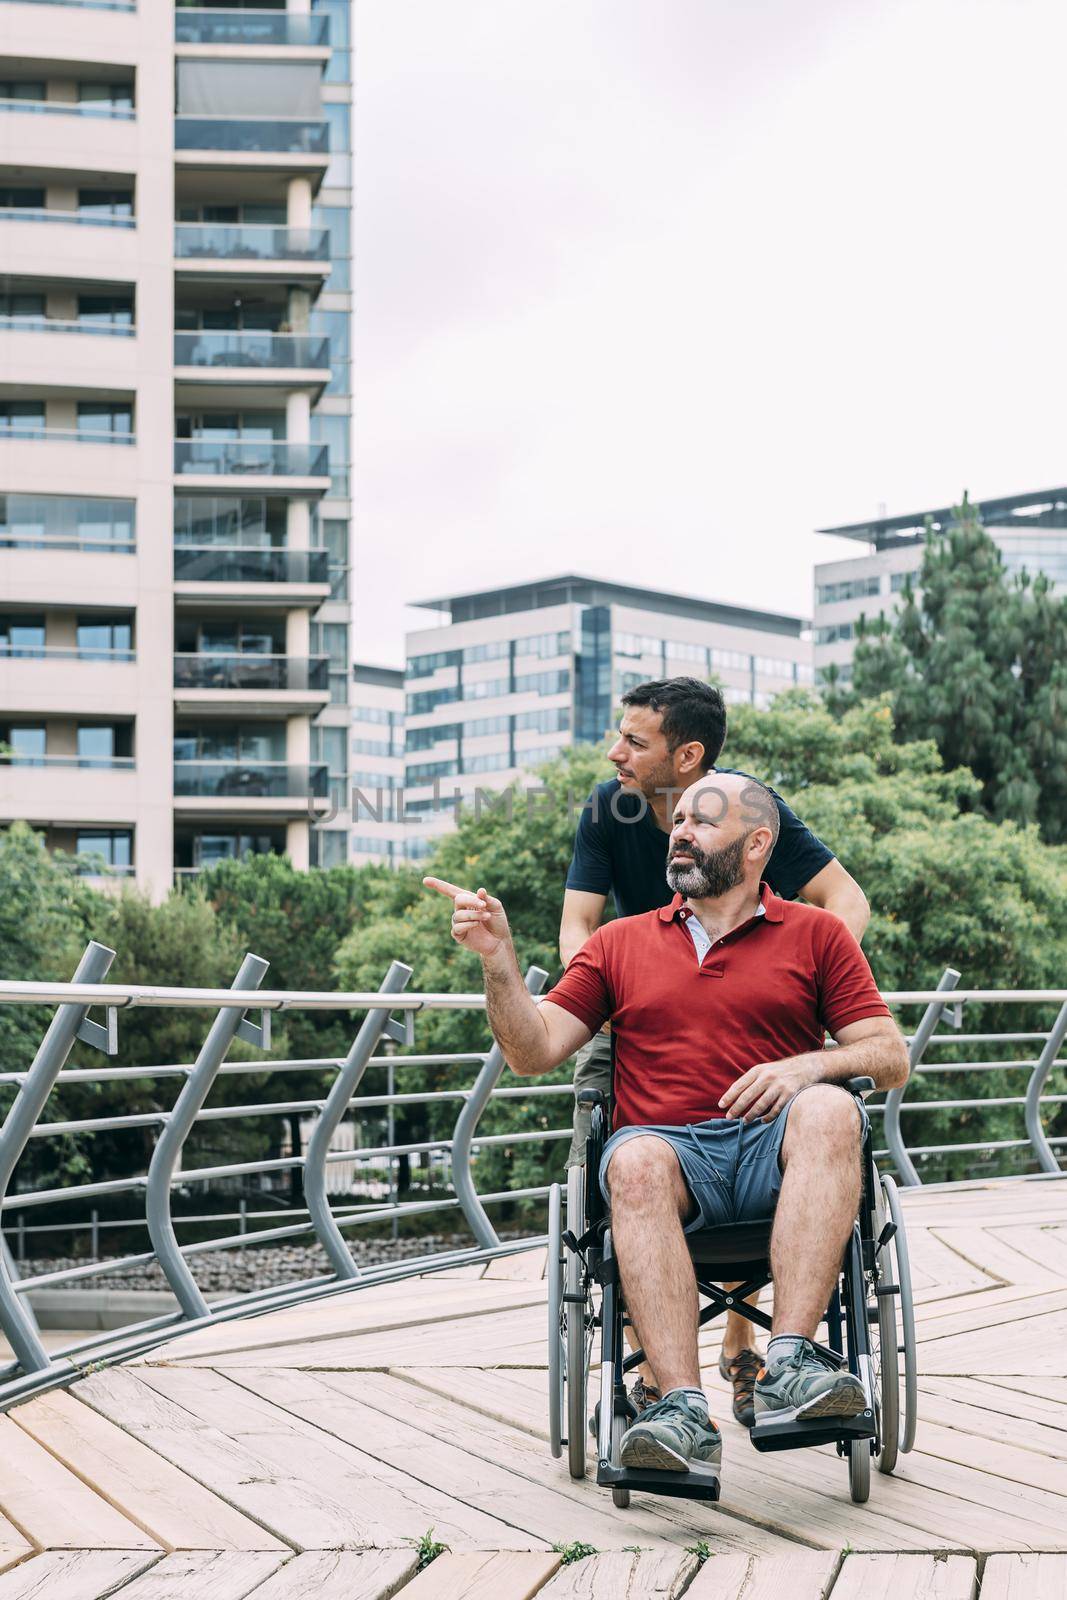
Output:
[352, 0, 1067, 666]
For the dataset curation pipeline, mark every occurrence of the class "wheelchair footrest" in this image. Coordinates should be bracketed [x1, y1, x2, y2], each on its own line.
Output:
[596, 1458, 721, 1503]
[750, 1405, 876, 1454]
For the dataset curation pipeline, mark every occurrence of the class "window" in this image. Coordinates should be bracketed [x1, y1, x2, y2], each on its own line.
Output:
[407, 648, 460, 677]
[615, 631, 663, 658]
[710, 647, 751, 673]
[75, 830, 132, 870]
[312, 205, 350, 288]
[816, 575, 881, 605]
[461, 639, 509, 665]
[0, 290, 45, 321]
[321, 517, 349, 597]
[77, 726, 115, 766]
[323, 102, 351, 186]
[406, 723, 458, 750]
[665, 640, 709, 665]
[352, 836, 401, 857]
[310, 412, 349, 497]
[890, 571, 915, 593]
[754, 655, 796, 680]
[0, 81, 45, 101]
[353, 704, 401, 727]
[814, 622, 854, 645]
[78, 294, 134, 328]
[78, 82, 134, 111]
[515, 705, 570, 734]
[350, 768, 401, 790]
[0, 615, 46, 656]
[407, 686, 460, 715]
[314, 828, 348, 868]
[462, 676, 509, 701]
[0, 401, 44, 434]
[77, 402, 133, 438]
[0, 187, 44, 209]
[514, 630, 570, 659]
[407, 759, 458, 784]
[514, 668, 570, 696]
[78, 189, 133, 219]
[77, 615, 133, 658]
[311, 310, 349, 396]
[174, 723, 286, 762]
[1, 726, 46, 764]
[462, 750, 510, 775]
[463, 714, 509, 739]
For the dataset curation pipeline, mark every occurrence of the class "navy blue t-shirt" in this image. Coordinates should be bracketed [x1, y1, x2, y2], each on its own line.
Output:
[565, 772, 835, 919]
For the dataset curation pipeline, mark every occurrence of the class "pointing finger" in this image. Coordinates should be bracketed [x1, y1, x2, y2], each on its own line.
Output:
[422, 876, 469, 901]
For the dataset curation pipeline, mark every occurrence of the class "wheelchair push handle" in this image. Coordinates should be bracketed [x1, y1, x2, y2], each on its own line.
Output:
[577, 1088, 606, 1108]
[847, 1076, 875, 1095]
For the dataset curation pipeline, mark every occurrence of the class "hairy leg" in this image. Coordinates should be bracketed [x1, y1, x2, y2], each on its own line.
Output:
[607, 1136, 701, 1393]
[770, 1087, 862, 1338]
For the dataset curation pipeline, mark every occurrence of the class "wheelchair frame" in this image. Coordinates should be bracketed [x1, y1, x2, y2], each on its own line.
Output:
[547, 1077, 918, 1506]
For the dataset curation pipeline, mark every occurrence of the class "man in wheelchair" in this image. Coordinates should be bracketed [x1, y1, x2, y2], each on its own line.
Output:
[425, 770, 908, 1478]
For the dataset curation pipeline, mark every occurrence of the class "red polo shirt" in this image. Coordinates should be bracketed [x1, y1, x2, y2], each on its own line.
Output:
[544, 883, 891, 1131]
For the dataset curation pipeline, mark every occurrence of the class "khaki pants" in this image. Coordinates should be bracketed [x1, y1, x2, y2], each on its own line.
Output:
[566, 1028, 613, 1167]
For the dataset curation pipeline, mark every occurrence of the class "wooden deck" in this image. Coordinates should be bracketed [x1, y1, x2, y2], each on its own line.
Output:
[0, 1177, 1065, 1599]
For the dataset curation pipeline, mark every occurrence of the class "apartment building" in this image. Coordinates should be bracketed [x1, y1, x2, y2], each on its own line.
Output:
[400, 574, 813, 861]
[350, 662, 405, 866]
[0, 0, 353, 896]
[814, 488, 1067, 686]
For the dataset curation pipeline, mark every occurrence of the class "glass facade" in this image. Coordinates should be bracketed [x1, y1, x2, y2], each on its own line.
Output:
[576, 605, 612, 744]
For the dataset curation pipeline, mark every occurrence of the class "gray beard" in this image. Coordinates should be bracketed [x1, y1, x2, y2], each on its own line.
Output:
[666, 835, 747, 898]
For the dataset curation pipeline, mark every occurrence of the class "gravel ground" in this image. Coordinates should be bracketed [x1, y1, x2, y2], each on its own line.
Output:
[26, 1232, 532, 1295]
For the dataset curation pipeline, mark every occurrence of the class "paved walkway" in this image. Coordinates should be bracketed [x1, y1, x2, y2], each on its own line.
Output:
[0, 1177, 1065, 1599]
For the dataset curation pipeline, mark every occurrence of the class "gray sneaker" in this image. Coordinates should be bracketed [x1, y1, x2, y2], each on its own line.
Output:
[753, 1339, 866, 1421]
[619, 1391, 722, 1472]
[588, 1374, 660, 1438]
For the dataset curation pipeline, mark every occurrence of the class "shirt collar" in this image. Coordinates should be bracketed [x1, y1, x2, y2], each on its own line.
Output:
[658, 881, 784, 925]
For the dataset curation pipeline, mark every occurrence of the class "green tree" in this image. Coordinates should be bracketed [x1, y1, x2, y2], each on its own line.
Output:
[845, 496, 1067, 842]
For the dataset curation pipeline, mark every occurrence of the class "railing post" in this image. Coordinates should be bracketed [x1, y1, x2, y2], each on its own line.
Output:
[305, 961, 413, 1280]
[884, 967, 961, 1187]
[0, 940, 115, 1374]
[451, 965, 548, 1250]
[145, 953, 269, 1321]
[1024, 999, 1067, 1175]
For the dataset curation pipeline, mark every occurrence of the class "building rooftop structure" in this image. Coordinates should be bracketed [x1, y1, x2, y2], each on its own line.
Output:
[818, 488, 1067, 551]
[413, 574, 809, 636]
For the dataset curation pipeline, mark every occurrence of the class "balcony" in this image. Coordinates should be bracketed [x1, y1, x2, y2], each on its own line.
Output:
[173, 439, 329, 491]
[0, 315, 133, 338]
[173, 545, 330, 592]
[173, 760, 329, 816]
[174, 224, 329, 264]
[0, 752, 134, 770]
[0, 426, 134, 446]
[173, 332, 330, 397]
[0, 206, 134, 230]
[174, 117, 328, 156]
[175, 10, 329, 47]
[0, 96, 133, 121]
[173, 652, 330, 716]
[173, 653, 328, 692]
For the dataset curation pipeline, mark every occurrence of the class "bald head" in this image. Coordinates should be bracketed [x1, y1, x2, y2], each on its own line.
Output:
[666, 773, 780, 900]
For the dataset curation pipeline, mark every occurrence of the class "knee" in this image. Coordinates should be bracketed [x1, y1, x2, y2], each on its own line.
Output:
[785, 1085, 861, 1150]
[606, 1136, 680, 1202]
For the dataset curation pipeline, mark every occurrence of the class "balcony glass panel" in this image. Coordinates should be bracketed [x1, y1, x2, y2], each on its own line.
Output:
[174, 223, 329, 261]
[173, 761, 328, 798]
[0, 206, 134, 229]
[174, 332, 329, 369]
[0, 96, 134, 120]
[173, 653, 329, 691]
[174, 439, 328, 478]
[0, 494, 135, 552]
[173, 547, 329, 585]
[175, 10, 329, 46]
[174, 117, 328, 154]
[0, 315, 134, 337]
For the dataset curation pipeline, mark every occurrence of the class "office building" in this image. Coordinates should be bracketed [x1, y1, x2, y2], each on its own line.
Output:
[399, 574, 813, 860]
[0, 0, 353, 896]
[814, 489, 1067, 686]
[350, 662, 405, 865]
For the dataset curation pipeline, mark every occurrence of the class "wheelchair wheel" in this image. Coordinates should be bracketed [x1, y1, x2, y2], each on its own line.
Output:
[872, 1175, 899, 1476]
[547, 1182, 565, 1459]
[848, 1437, 871, 1503]
[565, 1163, 591, 1479]
[881, 1173, 918, 1455]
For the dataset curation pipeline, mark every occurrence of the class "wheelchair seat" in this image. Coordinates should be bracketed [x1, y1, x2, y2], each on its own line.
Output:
[685, 1218, 773, 1271]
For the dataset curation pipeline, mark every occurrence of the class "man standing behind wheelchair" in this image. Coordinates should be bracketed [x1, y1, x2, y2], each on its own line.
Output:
[425, 771, 908, 1479]
[560, 676, 871, 1430]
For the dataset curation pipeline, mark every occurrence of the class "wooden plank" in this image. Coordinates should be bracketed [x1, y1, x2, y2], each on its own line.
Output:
[0, 1558, 26, 1584]
[0, 1552, 158, 1600]
[829, 1554, 976, 1599]
[539, 1551, 696, 1597]
[919, 1376, 1067, 1435]
[101, 1552, 285, 1600]
[132, 1365, 548, 1553]
[981, 1553, 1067, 1600]
[245, 1551, 420, 1600]
[914, 1384, 1067, 1458]
[397, 1552, 561, 1600]
[685, 1552, 838, 1599]
[989, 1223, 1067, 1281]
[0, 1415, 159, 1552]
[927, 1228, 1061, 1290]
[74, 1367, 390, 1553]
[222, 1366, 760, 1556]
[148, 1281, 547, 1366]
[484, 1250, 548, 1282]
[919, 1308, 1067, 1376]
[12, 1391, 287, 1552]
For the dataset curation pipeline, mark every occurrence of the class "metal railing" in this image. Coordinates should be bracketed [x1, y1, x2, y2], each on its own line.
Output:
[0, 956, 1063, 1412]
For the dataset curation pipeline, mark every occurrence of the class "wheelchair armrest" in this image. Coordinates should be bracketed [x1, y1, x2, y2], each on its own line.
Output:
[577, 1088, 605, 1108]
[847, 1076, 875, 1095]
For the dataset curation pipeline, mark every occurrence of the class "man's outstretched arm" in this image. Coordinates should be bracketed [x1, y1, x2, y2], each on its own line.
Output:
[424, 877, 592, 1075]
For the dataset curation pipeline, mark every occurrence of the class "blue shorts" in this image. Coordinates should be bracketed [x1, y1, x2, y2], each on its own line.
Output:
[598, 1089, 867, 1232]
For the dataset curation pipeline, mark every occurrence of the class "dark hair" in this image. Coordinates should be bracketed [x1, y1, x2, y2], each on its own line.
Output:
[620, 676, 727, 770]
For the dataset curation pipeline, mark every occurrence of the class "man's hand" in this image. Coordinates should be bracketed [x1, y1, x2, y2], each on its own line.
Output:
[423, 877, 511, 961]
[719, 1057, 821, 1123]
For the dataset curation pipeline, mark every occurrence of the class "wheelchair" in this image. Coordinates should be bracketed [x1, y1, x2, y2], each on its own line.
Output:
[547, 1078, 917, 1506]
